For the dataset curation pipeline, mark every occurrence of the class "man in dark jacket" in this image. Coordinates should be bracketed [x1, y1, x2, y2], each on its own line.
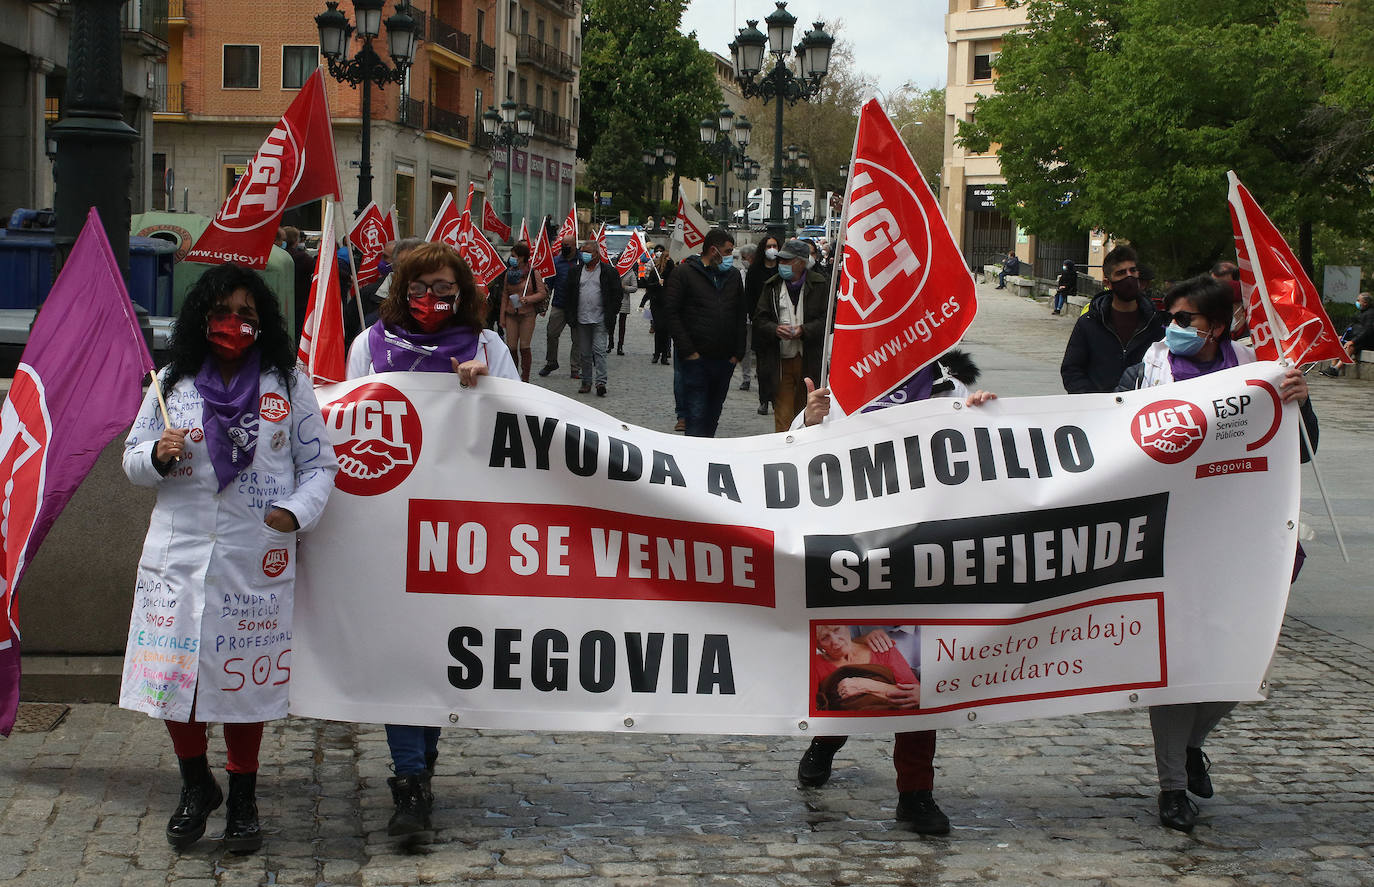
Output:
[661, 229, 748, 437]
[563, 240, 624, 396]
[538, 235, 582, 378]
[754, 239, 827, 432]
[1060, 245, 1165, 393]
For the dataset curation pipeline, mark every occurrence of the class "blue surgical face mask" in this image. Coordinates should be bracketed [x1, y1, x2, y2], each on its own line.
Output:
[777, 264, 795, 280]
[580, 251, 594, 265]
[1164, 324, 1208, 357]
[507, 256, 519, 267]
[718, 254, 735, 271]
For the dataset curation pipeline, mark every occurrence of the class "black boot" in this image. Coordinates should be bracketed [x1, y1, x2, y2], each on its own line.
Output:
[166, 755, 223, 850]
[387, 774, 432, 836]
[797, 738, 840, 787]
[223, 771, 263, 854]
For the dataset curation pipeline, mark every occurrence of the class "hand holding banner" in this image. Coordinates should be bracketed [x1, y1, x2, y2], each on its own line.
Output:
[825, 100, 978, 415]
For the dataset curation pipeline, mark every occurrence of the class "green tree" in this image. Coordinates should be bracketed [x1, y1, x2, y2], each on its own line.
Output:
[959, 0, 1373, 279]
[885, 85, 945, 192]
[579, 0, 723, 216]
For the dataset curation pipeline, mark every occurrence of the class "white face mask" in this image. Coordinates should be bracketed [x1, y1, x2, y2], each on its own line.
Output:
[765, 247, 779, 261]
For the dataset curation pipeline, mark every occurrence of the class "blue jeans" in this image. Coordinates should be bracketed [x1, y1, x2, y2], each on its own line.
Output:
[680, 356, 735, 437]
[673, 351, 686, 420]
[1053, 289, 1068, 312]
[386, 724, 441, 776]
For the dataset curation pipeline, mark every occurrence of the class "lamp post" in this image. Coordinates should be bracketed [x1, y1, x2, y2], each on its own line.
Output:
[482, 99, 535, 227]
[730, 2, 833, 242]
[699, 105, 751, 227]
[640, 144, 677, 218]
[316, 0, 417, 216]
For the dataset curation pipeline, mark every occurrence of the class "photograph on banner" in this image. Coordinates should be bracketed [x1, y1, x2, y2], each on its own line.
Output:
[288, 362, 1301, 736]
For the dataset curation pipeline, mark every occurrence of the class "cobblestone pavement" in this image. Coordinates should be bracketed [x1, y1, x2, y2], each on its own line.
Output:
[3, 280, 1372, 886]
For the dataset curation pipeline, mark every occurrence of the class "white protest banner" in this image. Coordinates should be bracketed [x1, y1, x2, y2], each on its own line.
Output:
[289, 363, 1300, 735]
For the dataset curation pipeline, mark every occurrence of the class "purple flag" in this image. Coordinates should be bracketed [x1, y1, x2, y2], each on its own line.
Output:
[0, 208, 154, 734]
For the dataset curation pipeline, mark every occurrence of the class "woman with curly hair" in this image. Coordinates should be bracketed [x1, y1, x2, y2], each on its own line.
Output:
[346, 241, 517, 839]
[120, 263, 339, 854]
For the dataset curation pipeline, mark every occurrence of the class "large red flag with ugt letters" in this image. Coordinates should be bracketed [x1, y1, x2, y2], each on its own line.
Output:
[187, 68, 341, 268]
[827, 99, 977, 414]
[1227, 172, 1347, 366]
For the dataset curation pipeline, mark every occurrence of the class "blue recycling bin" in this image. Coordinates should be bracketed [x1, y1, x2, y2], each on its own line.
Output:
[127, 236, 177, 316]
[0, 230, 56, 309]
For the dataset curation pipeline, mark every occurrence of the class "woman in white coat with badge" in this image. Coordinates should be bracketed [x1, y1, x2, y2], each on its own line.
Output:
[347, 241, 518, 839]
[121, 264, 338, 853]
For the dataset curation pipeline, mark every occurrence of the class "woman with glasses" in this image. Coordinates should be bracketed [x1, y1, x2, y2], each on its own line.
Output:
[346, 242, 518, 838]
[1117, 274, 1315, 834]
[121, 264, 338, 854]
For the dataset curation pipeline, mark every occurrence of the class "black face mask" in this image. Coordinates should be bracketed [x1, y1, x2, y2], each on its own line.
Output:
[1110, 277, 1141, 302]
[561, 245, 575, 259]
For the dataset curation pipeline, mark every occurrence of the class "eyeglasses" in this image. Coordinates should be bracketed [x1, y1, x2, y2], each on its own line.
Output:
[1166, 310, 1201, 328]
[407, 279, 458, 299]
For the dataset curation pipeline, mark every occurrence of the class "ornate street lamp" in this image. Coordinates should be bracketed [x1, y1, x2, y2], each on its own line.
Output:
[317, 0, 417, 215]
[730, 3, 833, 241]
[482, 99, 535, 226]
[641, 144, 676, 215]
[699, 105, 751, 225]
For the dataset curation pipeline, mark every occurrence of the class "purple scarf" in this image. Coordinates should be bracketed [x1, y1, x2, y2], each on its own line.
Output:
[194, 351, 261, 492]
[1168, 340, 1240, 382]
[861, 364, 938, 413]
[368, 321, 481, 373]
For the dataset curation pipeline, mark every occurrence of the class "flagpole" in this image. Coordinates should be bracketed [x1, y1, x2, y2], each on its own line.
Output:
[147, 370, 174, 436]
[1228, 172, 1348, 563]
[819, 108, 863, 395]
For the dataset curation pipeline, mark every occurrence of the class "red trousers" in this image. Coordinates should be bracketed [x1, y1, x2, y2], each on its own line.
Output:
[815, 730, 936, 792]
[165, 719, 264, 774]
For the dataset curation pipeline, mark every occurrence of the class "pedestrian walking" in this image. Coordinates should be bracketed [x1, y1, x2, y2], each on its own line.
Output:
[537, 236, 582, 379]
[660, 229, 749, 437]
[563, 239, 624, 397]
[1053, 260, 1076, 314]
[499, 242, 548, 382]
[1060, 245, 1166, 393]
[744, 234, 782, 415]
[754, 239, 826, 431]
[736, 243, 756, 392]
[1116, 274, 1316, 833]
[120, 264, 339, 854]
[347, 242, 518, 838]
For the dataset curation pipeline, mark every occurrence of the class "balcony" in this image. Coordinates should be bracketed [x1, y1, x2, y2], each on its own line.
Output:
[122, 0, 170, 54]
[531, 0, 576, 17]
[427, 103, 469, 142]
[516, 34, 574, 81]
[474, 129, 495, 151]
[430, 16, 472, 60]
[529, 107, 571, 146]
[476, 41, 496, 71]
[398, 95, 424, 129]
[151, 83, 184, 114]
[167, 0, 187, 22]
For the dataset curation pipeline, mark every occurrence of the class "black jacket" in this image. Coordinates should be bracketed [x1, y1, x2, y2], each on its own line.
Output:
[661, 255, 749, 361]
[1348, 304, 1374, 354]
[754, 269, 828, 394]
[562, 259, 624, 334]
[1060, 290, 1166, 393]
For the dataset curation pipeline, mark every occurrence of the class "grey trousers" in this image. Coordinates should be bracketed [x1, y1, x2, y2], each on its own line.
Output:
[1148, 702, 1237, 790]
[543, 305, 581, 369]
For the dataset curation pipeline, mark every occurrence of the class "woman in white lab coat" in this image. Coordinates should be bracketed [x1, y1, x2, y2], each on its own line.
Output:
[347, 241, 517, 839]
[121, 263, 338, 853]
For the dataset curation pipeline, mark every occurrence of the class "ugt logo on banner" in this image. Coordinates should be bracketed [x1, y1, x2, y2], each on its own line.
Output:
[828, 100, 977, 415]
[321, 383, 423, 496]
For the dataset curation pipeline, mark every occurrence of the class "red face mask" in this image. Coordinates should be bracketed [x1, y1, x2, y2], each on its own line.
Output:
[207, 314, 258, 361]
[409, 294, 453, 333]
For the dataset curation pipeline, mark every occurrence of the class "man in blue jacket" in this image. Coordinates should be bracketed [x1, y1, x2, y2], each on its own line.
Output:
[1060, 245, 1166, 393]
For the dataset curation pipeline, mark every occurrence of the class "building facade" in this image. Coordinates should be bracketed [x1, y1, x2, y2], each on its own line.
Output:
[488, 0, 579, 234]
[153, 0, 578, 241]
[1, 0, 164, 218]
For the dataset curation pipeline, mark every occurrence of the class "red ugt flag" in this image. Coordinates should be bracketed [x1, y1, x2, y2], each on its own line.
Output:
[347, 200, 391, 288]
[187, 68, 341, 269]
[0, 208, 154, 735]
[557, 206, 578, 246]
[594, 224, 611, 262]
[1227, 172, 1348, 365]
[530, 215, 557, 280]
[483, 200, 513, 242]
[615, 229, 647, 275]
[298, 200, 347, 385]
[425, 190, 506, 286]
[826, 99, 978, 414]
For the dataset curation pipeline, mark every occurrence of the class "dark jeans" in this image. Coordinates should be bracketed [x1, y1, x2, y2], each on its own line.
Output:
[386, 724, 441, 776]
[680, 356, 735, 437]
